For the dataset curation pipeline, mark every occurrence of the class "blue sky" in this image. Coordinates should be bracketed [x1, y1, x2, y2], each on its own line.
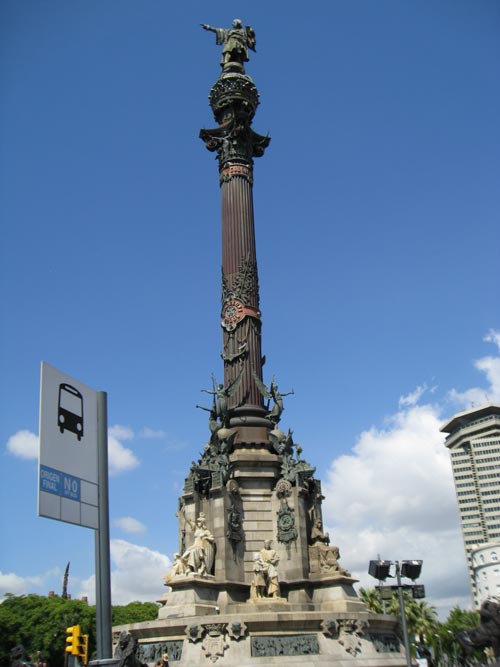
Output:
[1, 1, 499, 618]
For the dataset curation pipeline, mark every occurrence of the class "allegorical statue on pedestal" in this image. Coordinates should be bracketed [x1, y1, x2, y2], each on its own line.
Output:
[250, 540, 281, 600]
[165, 508, 216, 581]
[201, 19, 256, 71]
[311, 518, 330, 546]
[181, 511, 216, 577]
[163, 552, 187, 584]
[308, 518, 350, 577]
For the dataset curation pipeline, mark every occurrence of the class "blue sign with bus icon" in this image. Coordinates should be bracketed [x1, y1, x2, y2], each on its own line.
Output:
[58, 383, 84, 440]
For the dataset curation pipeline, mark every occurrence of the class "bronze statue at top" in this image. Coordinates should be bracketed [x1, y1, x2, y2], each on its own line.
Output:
[201, 19, 256, 72]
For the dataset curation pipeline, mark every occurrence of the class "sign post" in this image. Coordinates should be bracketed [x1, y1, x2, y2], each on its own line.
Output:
[95, 391, 112, 659]
[39, 362, 112, 658]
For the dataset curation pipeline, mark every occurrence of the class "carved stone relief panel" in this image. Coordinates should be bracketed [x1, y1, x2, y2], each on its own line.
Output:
[369, 633, 401, 653]
[250, 635, 320, 657]
[136, 641, 183, 663]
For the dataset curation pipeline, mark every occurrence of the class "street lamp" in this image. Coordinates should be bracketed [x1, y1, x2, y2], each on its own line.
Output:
[368, 559, 423, 667]
[369, 559, 392, 581]
[401, 560, 423, 581]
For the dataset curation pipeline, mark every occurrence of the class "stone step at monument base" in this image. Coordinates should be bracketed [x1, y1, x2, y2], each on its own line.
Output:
[232, 599, 312, 614]
[115, 609, 407, 667]
[161, 575, 366, 614]
[227, 599, 366, 615]
[158, 603, 219, 619]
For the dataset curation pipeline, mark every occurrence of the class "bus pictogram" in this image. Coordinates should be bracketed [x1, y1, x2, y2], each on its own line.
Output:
[58, 383, 84, 441]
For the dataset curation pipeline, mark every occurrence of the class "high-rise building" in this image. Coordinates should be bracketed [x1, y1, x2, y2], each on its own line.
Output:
[470, 542, 500, 605]
[441, 404, 500, 606]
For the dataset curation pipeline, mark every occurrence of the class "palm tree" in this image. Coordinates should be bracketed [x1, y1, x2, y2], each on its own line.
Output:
[359, 588, 439, 650]
[358, 587, 384, 614]
[385, 591, 438, 639]
[413, 599, 439, 643]
[381, 589, 439, 663]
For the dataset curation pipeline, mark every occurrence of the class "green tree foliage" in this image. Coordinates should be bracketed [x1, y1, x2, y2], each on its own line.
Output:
[0, 596, 158, 667]
[0, 594, 94, 667]
[112, 601, 159, 626]
[434, 606, 481, 665]
[386, 594, 439, 641]
[359, 587, 384, 614]
[359, 587, 439, 640]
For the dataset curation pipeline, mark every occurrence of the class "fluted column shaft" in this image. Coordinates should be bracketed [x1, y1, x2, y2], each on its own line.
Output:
[221, 171, 263, 409]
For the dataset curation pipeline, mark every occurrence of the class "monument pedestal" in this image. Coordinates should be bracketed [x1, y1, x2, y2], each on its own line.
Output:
[115, 605, 408, 666]
[118, 574, 406, 666]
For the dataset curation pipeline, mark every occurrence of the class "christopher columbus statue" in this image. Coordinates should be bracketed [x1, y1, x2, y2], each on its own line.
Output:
[201, 19, 256, 71]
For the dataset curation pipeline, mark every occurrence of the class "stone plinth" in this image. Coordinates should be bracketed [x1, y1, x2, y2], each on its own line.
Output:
[115, 608, 407, 667]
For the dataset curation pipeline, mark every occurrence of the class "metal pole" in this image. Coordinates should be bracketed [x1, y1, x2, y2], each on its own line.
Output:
[95, 391, 112, 659]
[395, 561, 413, 667]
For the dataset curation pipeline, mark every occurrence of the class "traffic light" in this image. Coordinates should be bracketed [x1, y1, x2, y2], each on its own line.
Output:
[65, 625, 88, 664]
[78, 633, 88, 665]
[66, 625, 81, 655]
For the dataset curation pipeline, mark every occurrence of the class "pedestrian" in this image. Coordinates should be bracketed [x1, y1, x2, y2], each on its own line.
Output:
[161, 653, 169, 667]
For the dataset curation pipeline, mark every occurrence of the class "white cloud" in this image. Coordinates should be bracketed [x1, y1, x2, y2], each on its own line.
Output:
[474, 355, 500, 399]
[0, 567, 60, 598]
[0, 572, 42, 596]
[109, 425, 134, 441]
[449, 329, 500, 408]
[398, 384, 428, 408]
[78, 540, 171, 605]
[113, 516, 147, 534]
[0, 542, 170, 606]
[6, 430, 38, 460]
[322, 403, 471, 618]
[484, 329, 500, 350]
[108, 425, 140, 475]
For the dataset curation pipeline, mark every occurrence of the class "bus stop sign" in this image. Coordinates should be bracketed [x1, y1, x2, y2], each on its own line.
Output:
[38, 362, 99, 529]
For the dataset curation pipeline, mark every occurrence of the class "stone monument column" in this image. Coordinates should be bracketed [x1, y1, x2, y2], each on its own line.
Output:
[200, 66, 270, 432]
[113, 23, 409, 667]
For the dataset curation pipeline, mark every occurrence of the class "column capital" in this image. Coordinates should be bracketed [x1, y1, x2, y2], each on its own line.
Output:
[199, 71, 270, 170]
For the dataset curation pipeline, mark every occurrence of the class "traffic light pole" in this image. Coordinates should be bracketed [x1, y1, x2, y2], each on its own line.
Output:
[95, 391, 112, 659]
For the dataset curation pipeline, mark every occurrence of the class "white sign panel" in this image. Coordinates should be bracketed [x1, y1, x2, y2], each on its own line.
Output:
[39, 362, 99, 529]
